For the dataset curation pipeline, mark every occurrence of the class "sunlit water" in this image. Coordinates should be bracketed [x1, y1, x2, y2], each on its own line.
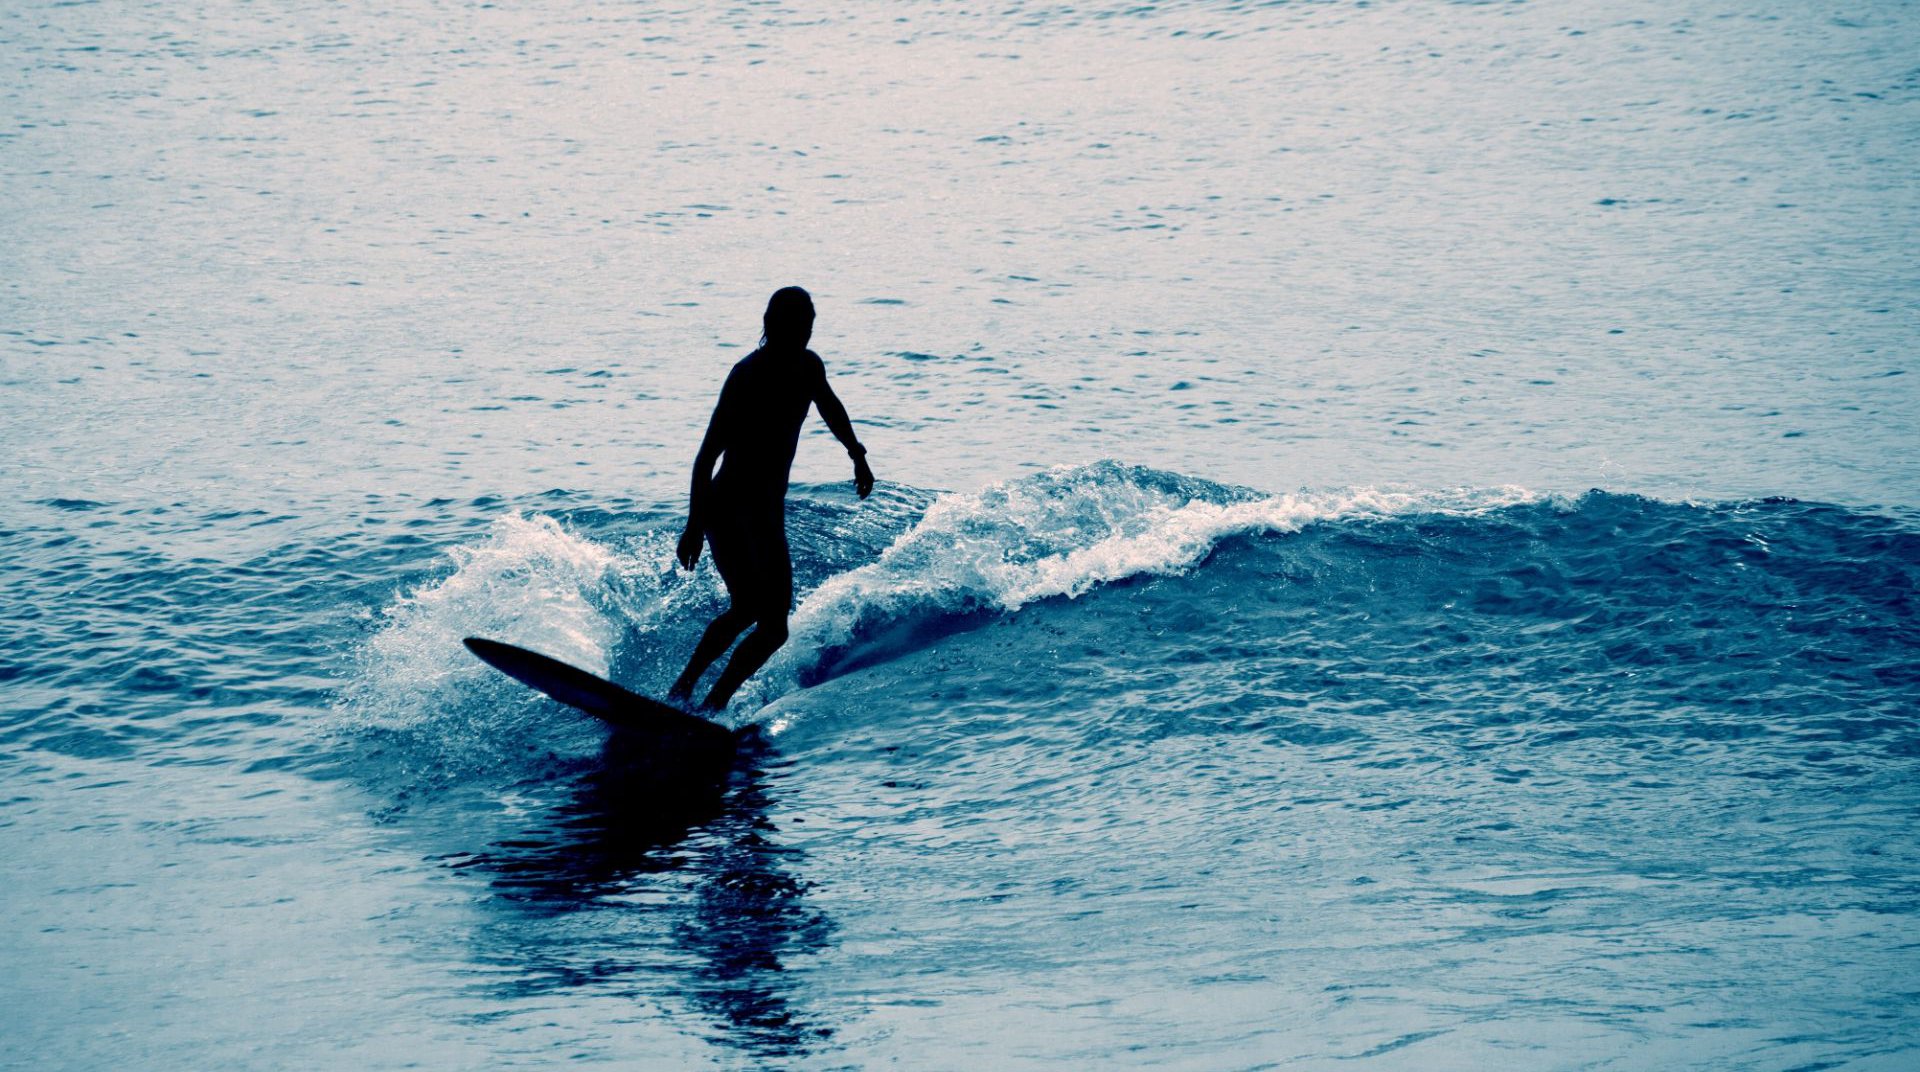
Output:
[4, 0, 1918, 1068]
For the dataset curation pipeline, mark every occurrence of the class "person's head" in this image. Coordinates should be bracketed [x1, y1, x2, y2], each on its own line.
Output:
[759, 286, 815, 351]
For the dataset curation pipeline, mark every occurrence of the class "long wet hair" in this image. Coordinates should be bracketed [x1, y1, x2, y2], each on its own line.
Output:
[758, 286, 815, 352]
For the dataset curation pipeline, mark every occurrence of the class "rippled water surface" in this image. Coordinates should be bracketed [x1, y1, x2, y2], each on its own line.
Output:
[4, 0, 1918, 1069]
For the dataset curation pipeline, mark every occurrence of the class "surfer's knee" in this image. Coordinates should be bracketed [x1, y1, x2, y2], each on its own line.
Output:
[755, 612, 789, 647]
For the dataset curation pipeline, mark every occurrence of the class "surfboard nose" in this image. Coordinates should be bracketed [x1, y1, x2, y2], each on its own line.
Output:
[462, 637, 737, 752]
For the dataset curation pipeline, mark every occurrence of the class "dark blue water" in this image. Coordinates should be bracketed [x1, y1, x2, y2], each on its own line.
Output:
[5, 0, 1919, 1065]
[4, 464, 1917, 1067]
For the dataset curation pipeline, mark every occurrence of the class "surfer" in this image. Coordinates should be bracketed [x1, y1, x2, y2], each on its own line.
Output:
[669, 286, 875, 711]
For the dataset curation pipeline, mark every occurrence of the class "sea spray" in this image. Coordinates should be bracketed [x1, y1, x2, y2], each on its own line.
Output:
[748, 462, 1544, 710]
[334, 513, 632, 782]
[342, 464, 1555, 742]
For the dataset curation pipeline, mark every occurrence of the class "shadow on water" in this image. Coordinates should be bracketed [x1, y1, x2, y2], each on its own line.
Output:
[443, 728, 836, 1062]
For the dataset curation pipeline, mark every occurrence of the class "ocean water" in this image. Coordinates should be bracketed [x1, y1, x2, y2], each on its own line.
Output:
[3, 0, 1918, 1069]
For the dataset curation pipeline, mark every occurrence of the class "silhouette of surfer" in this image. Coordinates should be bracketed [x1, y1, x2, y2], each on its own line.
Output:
[670, 287, 874, 711]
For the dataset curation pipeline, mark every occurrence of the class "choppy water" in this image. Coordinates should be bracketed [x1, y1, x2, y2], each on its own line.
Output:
[4, 0, 1918, 1068]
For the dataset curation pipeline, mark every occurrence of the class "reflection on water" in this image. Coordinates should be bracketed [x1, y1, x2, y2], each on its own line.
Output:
[675, 764, 836, 1058]
[442, 730, 835, 1061]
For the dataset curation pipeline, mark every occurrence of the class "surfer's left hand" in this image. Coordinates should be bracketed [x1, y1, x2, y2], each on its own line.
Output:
[853, 456, 875, 499]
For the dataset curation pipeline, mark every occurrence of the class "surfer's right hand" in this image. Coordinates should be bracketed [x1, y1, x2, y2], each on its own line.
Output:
[676, 524, 702, 570]
[853, 456, 875, 500]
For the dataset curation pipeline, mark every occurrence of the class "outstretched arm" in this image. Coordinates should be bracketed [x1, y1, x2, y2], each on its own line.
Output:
[813, 358, 874, 498]
[679, 375, 734, 569]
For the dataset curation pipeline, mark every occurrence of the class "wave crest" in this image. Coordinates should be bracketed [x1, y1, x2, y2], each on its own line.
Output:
[757, 462, 1542, 704]
[340, 463, 1551, 738]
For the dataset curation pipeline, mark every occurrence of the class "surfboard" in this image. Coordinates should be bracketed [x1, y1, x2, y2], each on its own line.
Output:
[462, 637, 735, 751]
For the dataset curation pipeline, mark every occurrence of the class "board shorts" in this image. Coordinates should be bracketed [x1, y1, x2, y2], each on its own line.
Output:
[702, 493, 793, 620]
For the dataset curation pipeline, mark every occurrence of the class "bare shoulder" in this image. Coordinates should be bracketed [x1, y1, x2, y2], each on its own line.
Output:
[725, 349, 764, 385]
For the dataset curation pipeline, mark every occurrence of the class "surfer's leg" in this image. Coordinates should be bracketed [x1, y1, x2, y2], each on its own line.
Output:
[700, 527, 793, 711]
[701, 610, 787, 711]
[673, 513, 757, 701]
[670, 604, 754, 701]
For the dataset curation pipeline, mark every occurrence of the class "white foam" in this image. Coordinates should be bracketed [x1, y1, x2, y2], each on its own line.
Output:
[336, 513, 625, 764]
[750, 464, 1542, 706]
[338, 465, 1542, 733]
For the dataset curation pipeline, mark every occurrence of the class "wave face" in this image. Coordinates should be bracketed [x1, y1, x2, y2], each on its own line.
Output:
[341, 464, 1545, 747]
[344, 462, 1920, 774]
